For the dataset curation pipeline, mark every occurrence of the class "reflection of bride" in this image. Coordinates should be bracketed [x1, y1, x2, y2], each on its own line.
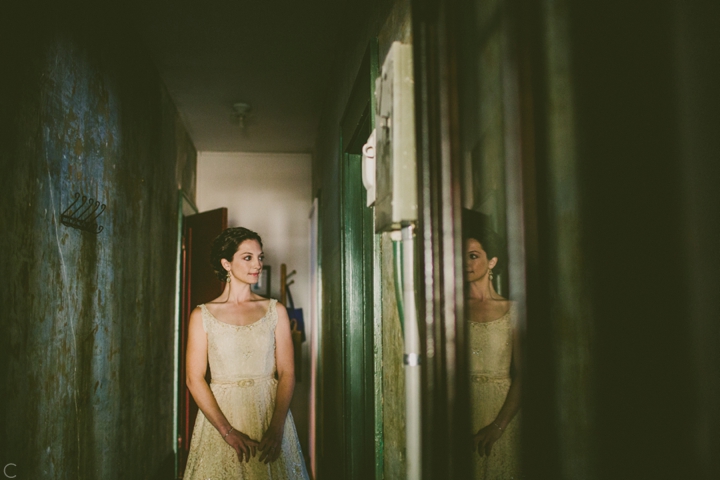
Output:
[463, 209, 522, 479]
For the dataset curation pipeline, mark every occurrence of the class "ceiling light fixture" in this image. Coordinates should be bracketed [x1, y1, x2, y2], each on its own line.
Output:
[232, 102, 252, 129]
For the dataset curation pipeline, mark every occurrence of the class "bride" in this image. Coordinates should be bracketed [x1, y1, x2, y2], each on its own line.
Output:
[183, 227, 309, 479]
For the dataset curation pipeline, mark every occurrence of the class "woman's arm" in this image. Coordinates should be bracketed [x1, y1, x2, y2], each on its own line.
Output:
[474, 325, 523, 457]
[186, 307, 258, 462]
[258, 303, 296, 463]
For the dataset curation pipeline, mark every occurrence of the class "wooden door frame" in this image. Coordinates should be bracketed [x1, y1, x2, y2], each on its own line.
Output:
[175, 204, 227, 478]
[309, 195, 322, 478]
[174, 190, 197, 479]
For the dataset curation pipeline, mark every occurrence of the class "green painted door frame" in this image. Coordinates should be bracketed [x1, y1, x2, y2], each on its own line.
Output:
[340, 40, 381, 480]
[368, 40, 384, 480]
[341, 149, 374, 480]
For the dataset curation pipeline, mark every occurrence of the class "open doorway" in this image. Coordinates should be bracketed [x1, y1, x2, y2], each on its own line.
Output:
[175, 204, 228, 478]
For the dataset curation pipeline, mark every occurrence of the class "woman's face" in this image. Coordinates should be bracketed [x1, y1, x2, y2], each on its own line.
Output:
[223, 239, 264, 284]
[464, 238, 497, 283]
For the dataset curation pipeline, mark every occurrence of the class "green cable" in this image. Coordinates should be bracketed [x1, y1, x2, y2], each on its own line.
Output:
[392, 238, 405, 334]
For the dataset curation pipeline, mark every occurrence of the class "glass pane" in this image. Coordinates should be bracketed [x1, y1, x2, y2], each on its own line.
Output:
[459, 0, 524, 478]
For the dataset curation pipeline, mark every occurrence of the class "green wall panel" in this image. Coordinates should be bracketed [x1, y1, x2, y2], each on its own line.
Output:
[311, 1, 413, 478]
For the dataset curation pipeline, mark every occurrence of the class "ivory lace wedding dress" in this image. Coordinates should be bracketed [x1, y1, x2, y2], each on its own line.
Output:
[469, 305, 522, 479]
[183, 299, 309, 479]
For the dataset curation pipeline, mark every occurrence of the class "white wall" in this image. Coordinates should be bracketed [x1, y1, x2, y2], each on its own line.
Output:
[196, 152, 312, 312]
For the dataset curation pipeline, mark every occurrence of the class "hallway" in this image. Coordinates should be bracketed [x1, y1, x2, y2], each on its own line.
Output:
[1, 0, 719, 479]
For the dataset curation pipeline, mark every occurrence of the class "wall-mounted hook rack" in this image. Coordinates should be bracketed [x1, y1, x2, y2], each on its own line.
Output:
[280, 265, 298, 305]
[60, 192, 106, 234]
[279, 263, 303, 381]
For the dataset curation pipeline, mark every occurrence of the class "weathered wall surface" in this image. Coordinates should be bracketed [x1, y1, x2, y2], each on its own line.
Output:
[379, 234, 407, 480]
[312, 0, 412, 478]
[0, 4, 196, 479]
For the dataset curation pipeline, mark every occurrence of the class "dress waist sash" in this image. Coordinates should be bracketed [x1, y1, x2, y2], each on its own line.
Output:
[211, 375, 276, 387]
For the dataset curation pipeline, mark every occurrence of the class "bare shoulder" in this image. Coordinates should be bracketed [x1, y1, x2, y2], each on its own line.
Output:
[189, 305, 204, 322]
[187, 307, 207, 342]
[274, 300, 290, 320]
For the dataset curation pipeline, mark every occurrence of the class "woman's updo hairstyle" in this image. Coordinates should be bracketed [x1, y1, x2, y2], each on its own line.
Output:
[462, 208, 507, 276]
[210, 227, 263, 281]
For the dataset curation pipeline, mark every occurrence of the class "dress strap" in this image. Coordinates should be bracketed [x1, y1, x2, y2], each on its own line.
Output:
[268, 298, 279, 327]
[198, 304, 209, 332]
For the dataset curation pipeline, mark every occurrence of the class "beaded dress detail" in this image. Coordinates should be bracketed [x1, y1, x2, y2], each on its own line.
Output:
[469, 304, 522, 480]
[183, 299, 309, 480]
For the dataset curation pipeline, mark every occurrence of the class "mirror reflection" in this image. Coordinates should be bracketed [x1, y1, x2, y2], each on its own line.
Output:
[464, 208, 522, 479]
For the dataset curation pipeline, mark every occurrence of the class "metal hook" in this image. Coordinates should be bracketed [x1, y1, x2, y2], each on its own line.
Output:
[60, 191, 106, 234]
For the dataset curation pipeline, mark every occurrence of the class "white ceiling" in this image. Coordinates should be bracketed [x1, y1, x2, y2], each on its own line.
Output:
[137, 0, 353, 153]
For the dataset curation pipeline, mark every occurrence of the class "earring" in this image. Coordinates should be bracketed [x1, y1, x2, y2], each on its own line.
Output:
[226, 271, 231, 283]
[488, 268, 494, 281]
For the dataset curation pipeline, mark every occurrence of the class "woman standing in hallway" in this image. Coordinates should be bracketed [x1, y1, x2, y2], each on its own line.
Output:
[183, 227, 309, 479]
[464, 209, 523, 479]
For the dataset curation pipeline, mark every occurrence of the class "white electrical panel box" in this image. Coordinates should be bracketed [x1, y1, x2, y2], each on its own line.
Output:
[374, 41, 417, 232]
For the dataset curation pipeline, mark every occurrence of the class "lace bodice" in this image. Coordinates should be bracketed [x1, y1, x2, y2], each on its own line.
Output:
[200, 300, 278, 382]
[468, 305, 515, 378]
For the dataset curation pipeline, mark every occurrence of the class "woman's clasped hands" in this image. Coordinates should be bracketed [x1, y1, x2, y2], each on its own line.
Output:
[223, 426, 260, 463]
[258, 423, 284, 464]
